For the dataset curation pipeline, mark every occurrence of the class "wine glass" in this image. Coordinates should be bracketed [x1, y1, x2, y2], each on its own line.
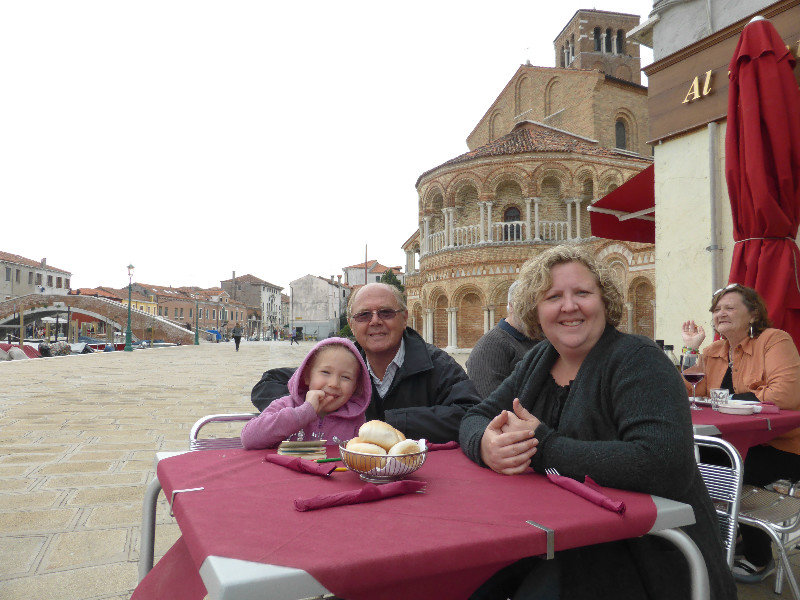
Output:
[681, 353, 705, 411]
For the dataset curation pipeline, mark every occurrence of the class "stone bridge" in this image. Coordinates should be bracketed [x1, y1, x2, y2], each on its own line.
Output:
[0, 294, 197, 345]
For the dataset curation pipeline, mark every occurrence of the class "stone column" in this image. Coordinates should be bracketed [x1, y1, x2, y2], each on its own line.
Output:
[483, 307, 490, 334]
[626, 302, 634, 334]
[441, 209, 449, 247]
[612, 34, 618, 55]
[534, 198, 542, 241]
[422, 217, 431, 254]
[566, 201, 573, 240]
[405, 250, 414, 274]
[478, 202, 485, 242]
[600, 32, 606, 53]
[449, 207, 456, 246]
[447, 307, 458, 349]
[486, 201, 493, 242]
[488, 306, 496, 327]
[525, 197, 533, 241]
[573, 199, 583, 240]
[425, 308, 434, 344]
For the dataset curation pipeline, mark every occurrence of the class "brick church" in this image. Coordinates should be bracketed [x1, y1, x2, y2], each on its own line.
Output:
[401, 9, 656, 349]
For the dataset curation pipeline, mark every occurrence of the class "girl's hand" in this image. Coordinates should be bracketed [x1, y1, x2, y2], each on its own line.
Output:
[305, 390, 325, 414]
[480, 408, 538, 475]
[681, 320, 706, 349]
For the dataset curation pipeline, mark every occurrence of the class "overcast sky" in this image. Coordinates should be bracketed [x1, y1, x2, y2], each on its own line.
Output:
[1, 1, 653, 291]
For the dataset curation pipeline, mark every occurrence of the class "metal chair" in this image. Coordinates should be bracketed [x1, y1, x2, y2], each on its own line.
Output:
[694, 435, 744, 569]
[139, 412, 257, 581]
[738, 484, 800, 599]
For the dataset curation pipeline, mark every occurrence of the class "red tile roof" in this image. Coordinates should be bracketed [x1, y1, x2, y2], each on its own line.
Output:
[0, 251, 71, 274]
[344, 260, 403, 274]
[220, 273, 283, 289]
[418, 121, 651, 184]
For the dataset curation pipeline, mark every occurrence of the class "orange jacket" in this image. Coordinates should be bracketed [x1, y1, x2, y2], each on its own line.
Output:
[693, 328, 800, 454]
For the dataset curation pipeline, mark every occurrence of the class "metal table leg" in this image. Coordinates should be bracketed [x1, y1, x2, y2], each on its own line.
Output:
[650, 529, 710, 600]
[138, 476, 163, 582]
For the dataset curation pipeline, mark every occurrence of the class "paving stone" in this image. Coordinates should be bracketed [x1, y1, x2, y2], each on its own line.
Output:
[43, 529, 128, 571]
[40, 472, 144, 490]
[0, 508, 77, 534]
[0, 477, 36, 492]
[0, 535, 47, 577]
[69, 486, 142, 506]
[35, 461, 113, 475]
[0, 490, 62, 511]
[0, 561, 135, 599]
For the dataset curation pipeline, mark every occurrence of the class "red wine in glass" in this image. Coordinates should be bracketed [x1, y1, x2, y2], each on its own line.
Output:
[683, 373, 704, 385]
[681, 353, 705, 410]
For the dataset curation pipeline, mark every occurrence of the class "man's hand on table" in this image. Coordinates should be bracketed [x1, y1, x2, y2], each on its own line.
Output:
[480, 399, 539, 475]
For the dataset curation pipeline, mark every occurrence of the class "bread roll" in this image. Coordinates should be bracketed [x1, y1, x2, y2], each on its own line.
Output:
[358, 420, 405, 451]
[388, 439, 421, 455]
[345, 440, 387, 455]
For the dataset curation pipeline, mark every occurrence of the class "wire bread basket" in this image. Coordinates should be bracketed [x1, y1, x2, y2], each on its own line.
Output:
[339, 443, 427, 484]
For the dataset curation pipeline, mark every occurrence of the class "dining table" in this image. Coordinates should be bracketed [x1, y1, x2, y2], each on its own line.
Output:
[135, 445, 710, 600]
[690, 405, 800, 458]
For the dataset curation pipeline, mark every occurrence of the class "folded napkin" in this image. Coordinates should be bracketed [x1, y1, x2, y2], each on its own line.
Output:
[294, 479, 426, 512]
[264, 454, 338, 477]
[426, 441, 460, 451]
[546, 472, 625, 515]
[758, 402, 779, 414]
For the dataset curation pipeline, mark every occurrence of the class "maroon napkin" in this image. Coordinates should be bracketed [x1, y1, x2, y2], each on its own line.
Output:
[546, 472, 626, 515]
[758, 402, 779, 414]
[426, 441, 460, 451]
[294, 480, 427, 512]
[264, 454, 338, 477]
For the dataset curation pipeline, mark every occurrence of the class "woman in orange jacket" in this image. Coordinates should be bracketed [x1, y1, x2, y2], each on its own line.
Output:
[682, 283, 800, 583]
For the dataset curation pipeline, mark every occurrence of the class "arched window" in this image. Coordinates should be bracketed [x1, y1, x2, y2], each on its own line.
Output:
[615, 119, 627, 149]
[605, 28, 613, 53]
[616, 30, 625, 54]
[503, 207, 522, 241]
[570, 34, 575, 61]
[560, 45, 566, 67]
[593, 28, 601, 52]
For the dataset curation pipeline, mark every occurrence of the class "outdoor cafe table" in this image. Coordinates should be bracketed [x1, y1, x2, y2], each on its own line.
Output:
[135, 446, 709, 600]
[691, 406, 800, 458]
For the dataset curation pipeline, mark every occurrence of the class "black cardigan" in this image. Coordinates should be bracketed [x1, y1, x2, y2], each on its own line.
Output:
[460, 325, 737, 600]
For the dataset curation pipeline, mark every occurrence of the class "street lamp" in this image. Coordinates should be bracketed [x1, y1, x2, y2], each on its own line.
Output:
[124, 264, 134, 352]
[194, 297, 199, 345]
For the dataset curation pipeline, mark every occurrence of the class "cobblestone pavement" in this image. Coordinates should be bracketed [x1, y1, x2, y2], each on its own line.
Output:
[0, 341, 794, 599]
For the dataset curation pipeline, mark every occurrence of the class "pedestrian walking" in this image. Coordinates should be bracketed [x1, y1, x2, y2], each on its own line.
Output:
[232, 322, 243, 351]
[290, 328, 298, 345]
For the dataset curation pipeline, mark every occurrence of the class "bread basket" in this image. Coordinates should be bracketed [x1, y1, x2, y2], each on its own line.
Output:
[339, 442, 427, 484]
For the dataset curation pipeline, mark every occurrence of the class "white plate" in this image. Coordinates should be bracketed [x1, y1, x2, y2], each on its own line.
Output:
[727, 399, 760, 406]
[718, 404, 756, 415]
[691, 397, 711, 406]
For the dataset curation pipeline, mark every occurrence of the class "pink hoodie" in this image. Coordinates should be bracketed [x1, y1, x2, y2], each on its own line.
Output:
[241, 337, 371, 449]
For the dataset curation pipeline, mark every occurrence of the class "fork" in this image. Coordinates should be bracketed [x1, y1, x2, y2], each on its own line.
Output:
[545, 468, 560, 477]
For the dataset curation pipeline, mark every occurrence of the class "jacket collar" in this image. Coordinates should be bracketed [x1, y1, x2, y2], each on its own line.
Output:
[707, 335, 756, 359]
[354, 328, 433, 380]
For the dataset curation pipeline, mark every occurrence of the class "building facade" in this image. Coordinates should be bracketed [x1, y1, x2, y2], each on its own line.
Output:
[343, 261, 404, 286]
[1, 251, 71, 300]
[404, 9, 656, 350]
[289, 275, 350, 339]
[628, 0, 800, 351]
[220, 273, 283, 340]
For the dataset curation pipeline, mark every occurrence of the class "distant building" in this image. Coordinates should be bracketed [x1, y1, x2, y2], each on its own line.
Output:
[220, 273, 283, 340]
[289, 275, 350, 339]
[1, 251, 71, 300]
[343, 260, 404, 286]
[280, 293, 290, 332]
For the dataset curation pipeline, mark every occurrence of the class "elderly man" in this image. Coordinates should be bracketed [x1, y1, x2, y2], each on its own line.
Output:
[251, 283, 481, 442]
[465, 280, 539, 399]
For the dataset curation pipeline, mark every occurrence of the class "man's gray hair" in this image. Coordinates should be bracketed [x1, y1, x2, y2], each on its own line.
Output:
[507, 280, 521, 307]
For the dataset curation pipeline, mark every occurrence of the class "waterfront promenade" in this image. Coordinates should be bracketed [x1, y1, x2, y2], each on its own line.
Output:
[0, 341, 793, 599]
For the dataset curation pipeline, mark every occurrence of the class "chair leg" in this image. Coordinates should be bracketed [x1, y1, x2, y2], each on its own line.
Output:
[756, 524, 800, 600]
[138, 477, 163, 582]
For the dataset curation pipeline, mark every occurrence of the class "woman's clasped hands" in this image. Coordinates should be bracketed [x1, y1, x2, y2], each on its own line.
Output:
[480, 398, 540, 475]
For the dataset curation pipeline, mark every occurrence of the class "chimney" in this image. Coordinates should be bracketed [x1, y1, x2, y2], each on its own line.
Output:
[41, 258, 46, 267]
[330, 275, 335, 283]
[337, 275, 342, 284]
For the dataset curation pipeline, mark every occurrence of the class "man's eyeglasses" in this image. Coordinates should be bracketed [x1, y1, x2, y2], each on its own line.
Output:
[351, 309, 404, 323]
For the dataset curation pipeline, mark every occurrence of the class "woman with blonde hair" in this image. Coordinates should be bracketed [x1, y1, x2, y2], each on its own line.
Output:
[460, 245, 735, 600]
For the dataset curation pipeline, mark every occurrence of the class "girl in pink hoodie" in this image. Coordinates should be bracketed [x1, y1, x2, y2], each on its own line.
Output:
[241, 337, 371, 449]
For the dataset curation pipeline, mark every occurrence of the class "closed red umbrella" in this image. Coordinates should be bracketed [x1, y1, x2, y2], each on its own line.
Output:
[726, 16, 800, 347]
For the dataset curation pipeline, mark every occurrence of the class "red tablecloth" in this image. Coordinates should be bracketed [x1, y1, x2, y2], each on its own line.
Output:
[691, 406, 800, 458]
[136, 447, 658, 599]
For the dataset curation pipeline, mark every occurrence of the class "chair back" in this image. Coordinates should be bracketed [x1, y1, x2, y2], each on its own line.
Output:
[694, 434, 743, 568]
[189, 413, 258, 451]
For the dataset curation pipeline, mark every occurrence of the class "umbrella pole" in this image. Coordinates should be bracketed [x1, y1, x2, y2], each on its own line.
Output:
[707, 122, 723, 295]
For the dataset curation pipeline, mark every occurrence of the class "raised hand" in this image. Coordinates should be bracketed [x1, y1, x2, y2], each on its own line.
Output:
[480, 405, 538, 475]
[681, 320, 706, 350]
[305, 389, 327, 415]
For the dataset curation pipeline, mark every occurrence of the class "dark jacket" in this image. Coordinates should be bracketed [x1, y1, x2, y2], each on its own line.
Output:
[460, 325, 737, 600]
[251, 328, 481, 442]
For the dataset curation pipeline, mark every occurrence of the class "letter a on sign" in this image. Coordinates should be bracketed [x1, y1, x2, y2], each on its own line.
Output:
[683, 76, 701, 103]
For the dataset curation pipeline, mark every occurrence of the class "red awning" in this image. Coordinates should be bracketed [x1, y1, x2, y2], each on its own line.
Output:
[588, 165, 655, 243]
